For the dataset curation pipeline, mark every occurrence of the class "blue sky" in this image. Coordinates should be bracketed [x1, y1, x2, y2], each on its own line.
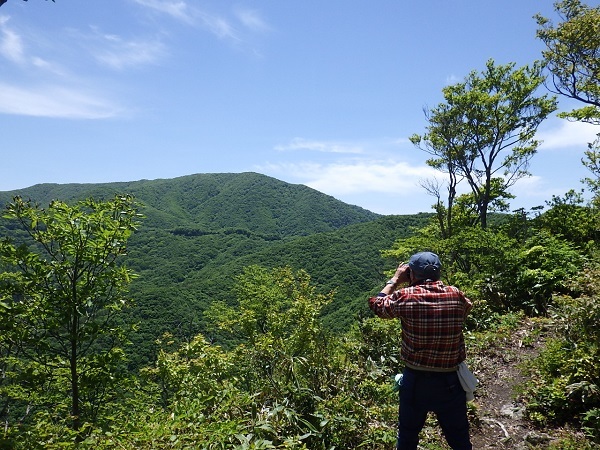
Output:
[0, 0, 598, 215]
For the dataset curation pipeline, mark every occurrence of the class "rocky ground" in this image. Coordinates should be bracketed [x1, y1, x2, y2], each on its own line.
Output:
[419, 317, 592, 449]
[469, 318, 551, 449]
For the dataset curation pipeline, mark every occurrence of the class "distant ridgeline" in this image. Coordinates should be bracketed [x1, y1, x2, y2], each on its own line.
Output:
[0, 172, 432, 368]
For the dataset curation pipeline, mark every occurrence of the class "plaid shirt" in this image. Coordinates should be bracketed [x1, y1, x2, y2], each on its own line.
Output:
[369, 280, 472, 370]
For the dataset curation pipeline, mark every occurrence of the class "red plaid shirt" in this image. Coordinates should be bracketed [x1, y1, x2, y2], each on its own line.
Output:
[369, 281, 472, 370]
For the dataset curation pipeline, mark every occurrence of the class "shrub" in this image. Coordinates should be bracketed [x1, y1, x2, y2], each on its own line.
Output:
[523, 287, 600, 441]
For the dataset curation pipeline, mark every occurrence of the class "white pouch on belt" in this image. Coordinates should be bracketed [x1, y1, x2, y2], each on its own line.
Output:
[457, 361, 478, 401]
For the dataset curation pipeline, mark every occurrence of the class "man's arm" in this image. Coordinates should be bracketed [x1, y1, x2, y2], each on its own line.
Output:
[368, 263, 411, 318]
[379, 262, 410, 296]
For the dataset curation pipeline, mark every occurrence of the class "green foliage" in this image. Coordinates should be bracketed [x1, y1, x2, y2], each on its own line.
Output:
[582, 135, 600, 201]
[0, 175, 429, 367]
[382, 211, 583, 318]
[206, 265, 339, 422]
[411, 59, 558, 229]
[0, 195, 141, 433]
[532, 189, 600, 252]
[547, 435, 599, 450]
[522, 274, 600, 441]
[536, 0, 600, 124]
[0, 171, 598, 447]
[74, 266, 401, 449]
[499, 231, 582, 314]
[0, 173, 379, 238]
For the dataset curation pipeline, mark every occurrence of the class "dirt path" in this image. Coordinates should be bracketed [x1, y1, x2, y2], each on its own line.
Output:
[409, 317, 591, 449]
[469, 318, 545, 449]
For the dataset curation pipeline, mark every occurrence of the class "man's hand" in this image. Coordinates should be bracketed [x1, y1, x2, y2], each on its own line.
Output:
[392, 263, 411, 284]
[379, 263, 411, 296]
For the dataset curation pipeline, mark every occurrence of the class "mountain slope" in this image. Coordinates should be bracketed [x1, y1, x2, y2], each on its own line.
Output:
[0, 173, 431, 366]
[0, 172, 379, 237]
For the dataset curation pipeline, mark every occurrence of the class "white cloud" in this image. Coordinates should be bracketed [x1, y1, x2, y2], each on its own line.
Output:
[537, 120, 599, 150]
[0, 18, 68, 79]
[509, 175, 544, 196]
[258, 160, 439, 196]
[0, 83, 122, 119]
[197, 11, 239, 41]
[255, 159, 444, 214]
[131, 0, 194, 24]
[132, 0, 242, 41]
[393, 137, 412, 145]
[305, 161, 438, 195]
[275, 138, 364, 154]
[91, 33, 167, 70]
[0, 18, 124, 119]
[234, 7, 270, 33]
[0, 15, 25, 64]
[445, 74, 461, 85]
[30, 56, 67, 76]
[508, 174, 574, 211]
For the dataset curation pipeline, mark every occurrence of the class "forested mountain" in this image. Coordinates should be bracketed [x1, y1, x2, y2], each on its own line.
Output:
[0, 172, 379, 236]
[0, 172, 431, 366]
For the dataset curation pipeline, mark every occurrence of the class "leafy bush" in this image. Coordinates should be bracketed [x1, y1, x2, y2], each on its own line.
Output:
[522, 278, 600, 442]
[497, 232, 582, 314]
[533, 190, 600, 252]
[122, 266, 400, 449]
[382, 218, 583, 318]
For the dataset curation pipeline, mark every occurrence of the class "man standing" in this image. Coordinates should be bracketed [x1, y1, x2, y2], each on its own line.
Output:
[368, 251, 473, 450]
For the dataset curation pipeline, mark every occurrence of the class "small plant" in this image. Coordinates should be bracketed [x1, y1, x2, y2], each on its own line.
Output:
[521, 270, 600, 443]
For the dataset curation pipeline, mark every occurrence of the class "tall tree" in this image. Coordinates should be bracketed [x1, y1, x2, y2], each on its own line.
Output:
[413, 103, 464, 238]
[582, 137, 600, 202]
[411, 59, 557, 229]
[536, 0, 600, 201]
[536, 0, 600, 125]
[0, 195, 141, 432]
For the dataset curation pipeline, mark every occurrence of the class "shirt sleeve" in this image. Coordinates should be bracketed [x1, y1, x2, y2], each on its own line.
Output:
[447, 285, 473, 317]
[368, 291, 402, 319]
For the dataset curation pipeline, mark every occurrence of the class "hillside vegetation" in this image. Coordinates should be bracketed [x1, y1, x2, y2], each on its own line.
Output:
[0, 172, 379, 236]
[0, 173, 431, 367]
[1, 1, 599, 447]
[1, 171, 598, 449]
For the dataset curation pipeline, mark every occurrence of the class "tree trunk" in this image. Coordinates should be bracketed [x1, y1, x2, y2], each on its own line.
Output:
[70, 306, 81, 432]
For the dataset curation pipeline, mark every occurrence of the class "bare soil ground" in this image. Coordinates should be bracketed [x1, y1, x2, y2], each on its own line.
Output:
[466, 318, 592, 450]
[419, 317, 592, 449]
[468, 318, 545, 449]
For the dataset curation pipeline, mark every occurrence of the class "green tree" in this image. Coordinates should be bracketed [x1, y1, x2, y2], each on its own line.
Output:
[536, 0, 600, 125]
[0, 195, 142, 432]
[582, 136, 600, 200]
[536, 1, 600, 205]
[411, 59, 558, 229]
[533, 189, 599, 250]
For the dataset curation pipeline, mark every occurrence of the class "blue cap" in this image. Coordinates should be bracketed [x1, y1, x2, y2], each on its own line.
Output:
[409, 251, 441, 280]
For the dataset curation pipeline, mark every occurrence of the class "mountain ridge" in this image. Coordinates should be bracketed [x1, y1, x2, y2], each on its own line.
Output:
[0, 172, 432, 366]
[0, 172, 380, 237]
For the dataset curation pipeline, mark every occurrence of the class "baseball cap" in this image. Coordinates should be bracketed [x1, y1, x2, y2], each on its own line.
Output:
[408, 251, 442, 280]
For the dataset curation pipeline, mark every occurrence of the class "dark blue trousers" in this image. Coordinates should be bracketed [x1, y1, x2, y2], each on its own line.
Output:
[397, 367, 472, 450]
